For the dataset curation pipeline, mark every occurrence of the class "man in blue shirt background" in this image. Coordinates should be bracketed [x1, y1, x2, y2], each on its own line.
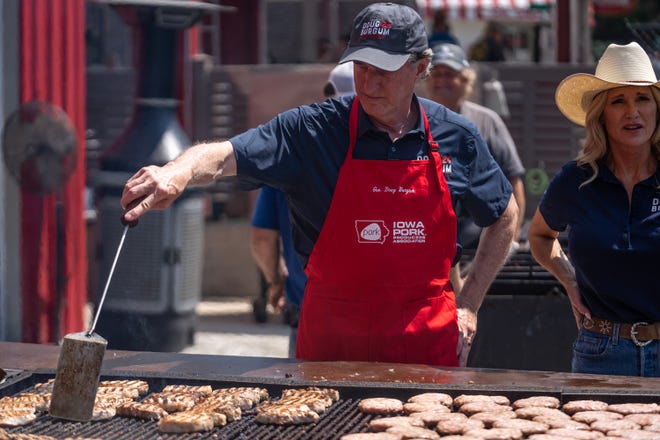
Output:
[249, 186, 306, 357]
[248, 62, 355, 357]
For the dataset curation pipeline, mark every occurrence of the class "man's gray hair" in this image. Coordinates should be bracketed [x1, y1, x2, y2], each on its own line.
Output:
[410, 48, 433, 78]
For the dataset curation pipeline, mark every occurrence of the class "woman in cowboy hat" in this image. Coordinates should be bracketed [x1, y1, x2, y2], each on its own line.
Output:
[528, 42, 660, 377]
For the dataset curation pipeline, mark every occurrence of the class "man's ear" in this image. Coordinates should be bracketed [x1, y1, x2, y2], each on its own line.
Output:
[416, 59, 430, 79]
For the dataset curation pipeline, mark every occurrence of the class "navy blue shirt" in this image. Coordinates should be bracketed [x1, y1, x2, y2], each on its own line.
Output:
[231, 95, 512, 266]
[539, 160, 660, 322]
[250, 186, 306, 308]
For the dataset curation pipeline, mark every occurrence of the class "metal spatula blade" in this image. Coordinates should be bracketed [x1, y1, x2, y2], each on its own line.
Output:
[48, 332, 107, 421]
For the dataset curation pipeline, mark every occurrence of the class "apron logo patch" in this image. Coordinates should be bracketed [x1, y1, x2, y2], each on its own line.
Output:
[355, 220, 427, 244]
[355, 220, 389, 244]
[392, 220, 426, 244]
[652, 197, 659, 213]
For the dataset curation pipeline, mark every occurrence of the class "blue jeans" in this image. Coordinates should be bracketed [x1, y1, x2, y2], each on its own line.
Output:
[572, 327, 660, 377]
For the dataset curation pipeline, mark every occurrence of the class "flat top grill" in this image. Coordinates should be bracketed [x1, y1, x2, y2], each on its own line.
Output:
[3, 372, 660, 440]
[5, 342, 660, 394]
[2, 343, 660, 439]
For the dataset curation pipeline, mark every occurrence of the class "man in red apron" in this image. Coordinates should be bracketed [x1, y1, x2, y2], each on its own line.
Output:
[121, 3, 518, 367]
[297, 97, 459, 365]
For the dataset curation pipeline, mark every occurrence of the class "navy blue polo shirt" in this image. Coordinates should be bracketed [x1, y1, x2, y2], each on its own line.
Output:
[231, 95, 511, 266]
[539, 160, 660, 323]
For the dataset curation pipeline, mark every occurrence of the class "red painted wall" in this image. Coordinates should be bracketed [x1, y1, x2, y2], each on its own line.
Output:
[218, 0, 260, 65]
[19, 0, 86, 343]
[555, 0, 570, 62]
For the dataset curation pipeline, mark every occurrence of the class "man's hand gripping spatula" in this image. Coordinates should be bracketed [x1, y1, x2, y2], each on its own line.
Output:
[49, 202, 141, 421]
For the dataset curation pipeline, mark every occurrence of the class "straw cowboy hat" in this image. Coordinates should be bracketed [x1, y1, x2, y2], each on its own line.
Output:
[555, 42, 660, 126]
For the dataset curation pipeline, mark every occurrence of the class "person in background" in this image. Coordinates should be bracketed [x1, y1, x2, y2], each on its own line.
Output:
[528, 42, 660, 377]
[249, 186, 305, 357]
[322, 61, 356, 99]
[121, 3, 517, 367]
[427, 9, 460, 48]
[250, 64, 355, 357]
[468, 22, 506, 62]
[427, 43, 525, 291]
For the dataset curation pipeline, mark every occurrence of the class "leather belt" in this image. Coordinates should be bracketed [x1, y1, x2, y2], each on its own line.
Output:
[581, 317, 660, 347]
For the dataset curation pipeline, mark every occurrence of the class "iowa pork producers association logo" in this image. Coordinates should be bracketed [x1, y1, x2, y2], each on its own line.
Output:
[355, 220, 389, 244]
[355, 220, 427, 244]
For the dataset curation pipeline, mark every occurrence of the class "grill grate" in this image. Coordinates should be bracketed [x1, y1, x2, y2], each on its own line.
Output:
[3, 373, 660, 439]
[461, 248, 565, 295]
[2, 375, 378, 440]
[5, 399, 373, 440]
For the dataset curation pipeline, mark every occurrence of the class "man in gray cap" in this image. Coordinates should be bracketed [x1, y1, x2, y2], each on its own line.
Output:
[121, 3, 517, 367]
[323, 62, 355, 98]
[427, 43, 526, 292]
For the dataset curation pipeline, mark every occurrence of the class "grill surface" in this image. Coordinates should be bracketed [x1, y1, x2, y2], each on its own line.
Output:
[2, 375, 377, 440]
[2, 373, 659, 440]
[5, 398, 371, 440]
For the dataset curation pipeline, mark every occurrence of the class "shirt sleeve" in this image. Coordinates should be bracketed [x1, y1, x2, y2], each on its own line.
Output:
[538, 161, 580, 232]
[250, 186, 281, 230]
[231, 101, 349, 192]
[486, 113, 525, 178]
[231, 107, 310, 191]
[422, 99, 513, 229]
[460, 129, 513, 228]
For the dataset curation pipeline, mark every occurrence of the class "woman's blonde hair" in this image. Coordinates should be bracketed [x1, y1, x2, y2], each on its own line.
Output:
[576, 86, 660, 186]
[461, 68, 477, 98]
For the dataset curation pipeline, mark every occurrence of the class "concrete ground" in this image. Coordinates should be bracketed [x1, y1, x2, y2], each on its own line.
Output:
[181, 296, 290, 358]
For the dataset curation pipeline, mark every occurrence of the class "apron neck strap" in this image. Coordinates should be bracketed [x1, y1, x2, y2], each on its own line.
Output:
[348, 97, 438, 154]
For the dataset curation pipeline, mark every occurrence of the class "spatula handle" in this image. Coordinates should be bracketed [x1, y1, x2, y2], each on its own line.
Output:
[87, 224, 129, 336]
[120, 195, 146, 227]
[87, 196, 145, 336]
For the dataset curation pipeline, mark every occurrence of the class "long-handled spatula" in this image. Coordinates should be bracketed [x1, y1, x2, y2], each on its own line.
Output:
[49, 209, 139, 421]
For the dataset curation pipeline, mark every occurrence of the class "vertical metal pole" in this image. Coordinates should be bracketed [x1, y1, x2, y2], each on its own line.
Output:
[54, 196, 66, 342]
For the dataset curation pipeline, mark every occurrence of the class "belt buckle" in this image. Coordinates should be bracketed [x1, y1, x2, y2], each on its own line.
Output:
[630, 322, 652, 347]
[582, 317, 595, 330]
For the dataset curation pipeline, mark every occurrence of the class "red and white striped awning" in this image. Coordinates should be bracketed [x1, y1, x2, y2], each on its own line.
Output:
[417, 0, 554, 21]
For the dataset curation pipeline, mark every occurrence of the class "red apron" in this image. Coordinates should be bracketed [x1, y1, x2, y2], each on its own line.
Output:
[296, 98, 458, 366]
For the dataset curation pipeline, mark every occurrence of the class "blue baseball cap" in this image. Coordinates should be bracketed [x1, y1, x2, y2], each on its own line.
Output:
[339, 3, 428, 72]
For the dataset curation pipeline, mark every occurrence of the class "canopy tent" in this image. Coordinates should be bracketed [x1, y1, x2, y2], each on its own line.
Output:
[417, 0, 554, 21]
